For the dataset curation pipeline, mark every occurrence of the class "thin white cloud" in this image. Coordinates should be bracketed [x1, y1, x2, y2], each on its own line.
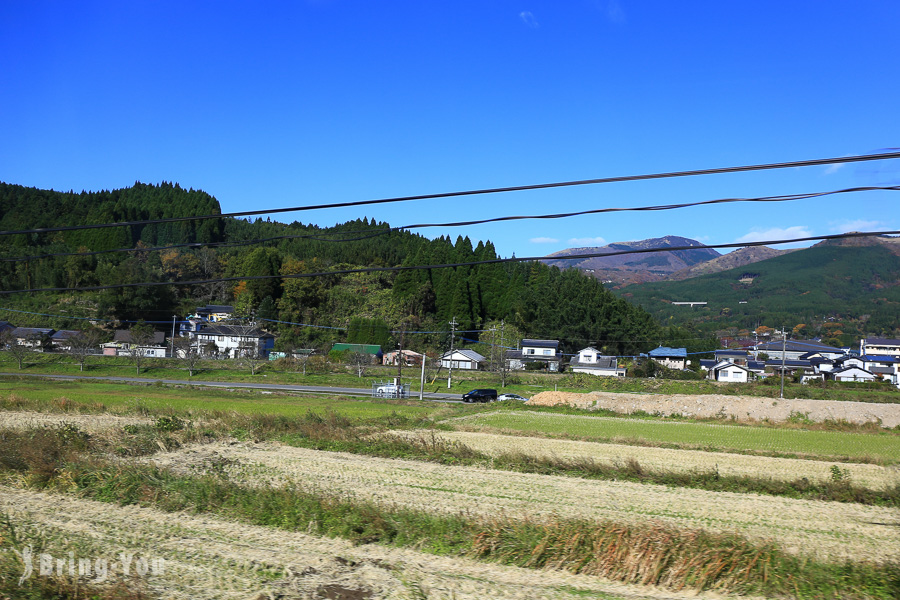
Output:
[735, 226, 812, 244]
[567, 236, 607, 246]
[588, 0, 626, 24]
[823, 163, 844, 175]
[829, 219, 883, 233]
[606, 0, 626, 24]
[530, 236, 559, 244]
[519, 11, 539, 28]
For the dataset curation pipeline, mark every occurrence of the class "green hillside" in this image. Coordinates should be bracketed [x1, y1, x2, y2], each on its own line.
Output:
[0, 181, 665, 356]
[616, 245, 900, 341]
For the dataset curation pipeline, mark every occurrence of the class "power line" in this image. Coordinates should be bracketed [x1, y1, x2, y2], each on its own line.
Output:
[2, 229, 897, 296]
[4, 184, 898, 263]
[2, 151, 898, 237]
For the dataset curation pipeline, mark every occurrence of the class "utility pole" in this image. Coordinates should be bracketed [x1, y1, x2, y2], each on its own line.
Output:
[500, 319, 507, 387]
[396, 326, 405, 384]
[419, 350, 426, 402]
[780, 330, 786, 399]
[447, 316, 457, 389]
[170, 315, 177, 358]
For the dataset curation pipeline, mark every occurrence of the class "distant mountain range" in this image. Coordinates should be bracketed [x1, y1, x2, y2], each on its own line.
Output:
[543, 236, 721, 286]
[604, 233, 900, 340]
[544, 233, 900, 288]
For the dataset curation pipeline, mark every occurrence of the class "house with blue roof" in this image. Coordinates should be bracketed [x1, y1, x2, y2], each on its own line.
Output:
[646, 346, 688, 370]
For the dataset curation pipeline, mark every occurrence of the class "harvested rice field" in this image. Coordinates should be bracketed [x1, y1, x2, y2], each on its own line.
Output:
[2, 486, 715, 600]
[147, 441, 900, 564]
[388, 429, 900, 490]
[2, 384, 899, 599]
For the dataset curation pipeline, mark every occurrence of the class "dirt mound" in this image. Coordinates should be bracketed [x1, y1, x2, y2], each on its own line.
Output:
[528, 391, 900, 427]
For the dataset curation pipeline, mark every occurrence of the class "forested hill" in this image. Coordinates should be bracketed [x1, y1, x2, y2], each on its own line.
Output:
[0, 181, 680, 356]
[0, 181, 224, 250]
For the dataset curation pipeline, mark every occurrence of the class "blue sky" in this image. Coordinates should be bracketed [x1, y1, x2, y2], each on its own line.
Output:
[2, 1, 898, 259]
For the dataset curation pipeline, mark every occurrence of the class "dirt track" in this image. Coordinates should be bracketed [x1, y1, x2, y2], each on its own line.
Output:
[528, 391, 900, 427]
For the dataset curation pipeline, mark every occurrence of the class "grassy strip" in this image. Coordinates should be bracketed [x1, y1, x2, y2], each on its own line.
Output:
[23, 460, 900, 599]
[458, 411, 900, 463]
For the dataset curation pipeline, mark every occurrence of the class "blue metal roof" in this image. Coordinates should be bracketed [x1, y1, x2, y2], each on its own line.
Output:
[648, 346, 687, 358]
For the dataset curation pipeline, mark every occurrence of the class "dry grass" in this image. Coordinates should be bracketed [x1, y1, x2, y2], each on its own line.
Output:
[393, 429, 900, 490]
[145, 441, 900, 564]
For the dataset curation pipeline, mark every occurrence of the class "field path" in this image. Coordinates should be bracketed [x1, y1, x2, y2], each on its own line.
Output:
[148, 442, 900, 564]
[0, 485, 744, 600]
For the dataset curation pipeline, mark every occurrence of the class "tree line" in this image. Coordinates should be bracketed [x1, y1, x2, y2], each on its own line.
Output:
[0, 181, 693, 358]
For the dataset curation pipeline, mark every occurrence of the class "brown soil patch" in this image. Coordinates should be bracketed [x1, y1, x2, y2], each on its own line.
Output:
[528, 391, 900, 427]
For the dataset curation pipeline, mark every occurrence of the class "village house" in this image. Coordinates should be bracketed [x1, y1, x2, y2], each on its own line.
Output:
[382, 349, 425, 366]
[103, 330, 168, 357]
[753, 340, 843, 361]
[506, 339, 561, 372]
[439, 348, 485, 370]
[646, 346, 688, 370]
[196, 324, 275, 359]
[860, 337, 900, 358]
[9, 327, 54, 351]
[569, 346, 626, 377]
[706, 360, 754, 383]
[50, 330, 83, 351]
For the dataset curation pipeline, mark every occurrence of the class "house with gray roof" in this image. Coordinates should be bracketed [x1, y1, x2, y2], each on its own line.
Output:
[506, 339, 561, 372]
[753, 340, 843, 361]
[9, 327, 54, 351]
[440, 349, 485, 370]
[569, 347, 625, 377]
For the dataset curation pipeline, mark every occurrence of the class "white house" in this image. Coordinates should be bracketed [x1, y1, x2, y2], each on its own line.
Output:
[569, 347, 625, 377]
[860, 337, 900, 358]
[439, 349, 485, 370]
[195, 324, 275, 359]
[104, 330, 168, 358]
[830, 366, 876, 383]
[506, 339, 561, 372]
[707, 360, 753, 383]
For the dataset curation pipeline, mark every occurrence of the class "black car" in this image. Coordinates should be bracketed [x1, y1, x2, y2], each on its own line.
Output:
[461, 388, 498, 403]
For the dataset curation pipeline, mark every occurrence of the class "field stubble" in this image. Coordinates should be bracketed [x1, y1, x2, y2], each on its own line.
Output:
[146, 441, 900, 565]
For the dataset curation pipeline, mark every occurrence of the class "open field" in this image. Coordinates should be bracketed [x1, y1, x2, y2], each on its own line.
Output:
[389, 429, 900, 490]
[1, 380, 899, 598]
[147, 441, 900, 565]
[454, 410, 900, 463]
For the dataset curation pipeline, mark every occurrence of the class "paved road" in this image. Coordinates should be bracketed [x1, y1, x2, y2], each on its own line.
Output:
[0, 372, 465, 402]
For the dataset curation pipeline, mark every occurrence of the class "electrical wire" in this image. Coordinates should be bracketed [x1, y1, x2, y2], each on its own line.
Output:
[2, 151, 898, 237]
[4, 184, 898, 263]
[2, 229, 897, 296]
